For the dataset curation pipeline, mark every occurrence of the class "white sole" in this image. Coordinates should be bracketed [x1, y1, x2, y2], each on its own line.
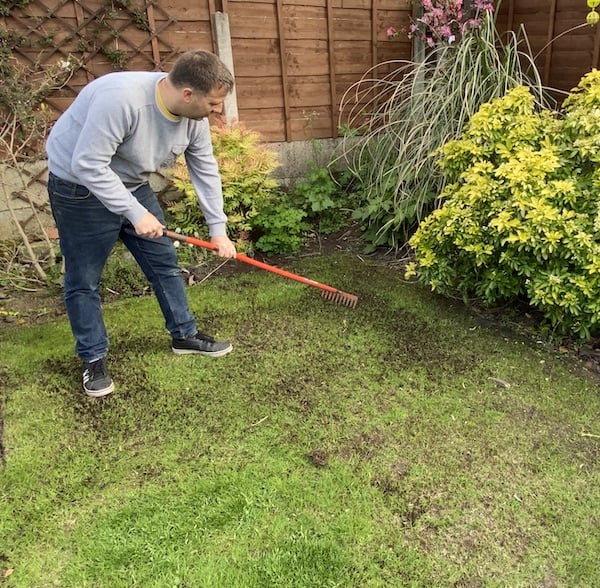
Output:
[171, 344, 233, 357]
[84, 382, 115, 398]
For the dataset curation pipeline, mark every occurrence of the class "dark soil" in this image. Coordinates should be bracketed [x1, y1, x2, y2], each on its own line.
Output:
[0, 226, 369, 325]
[2, 227, 600, 377]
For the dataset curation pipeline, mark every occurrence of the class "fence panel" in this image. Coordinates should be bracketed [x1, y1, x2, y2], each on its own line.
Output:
[1, 0, 411, 142]
[496, 0, 599, 97]
[226, 0, 411, 141]
[2, 0, 207, 116]
[2, 1, 598, 142]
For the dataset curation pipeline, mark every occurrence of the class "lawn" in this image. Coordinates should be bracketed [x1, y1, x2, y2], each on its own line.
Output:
[1, 252, 599, 587]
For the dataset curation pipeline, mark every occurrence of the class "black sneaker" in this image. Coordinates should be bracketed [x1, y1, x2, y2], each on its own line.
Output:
[82, 357, 114, 397]
[171, 332, 233, 357]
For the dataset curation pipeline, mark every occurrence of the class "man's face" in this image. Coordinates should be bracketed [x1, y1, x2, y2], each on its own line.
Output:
[183, 86, 229, 120]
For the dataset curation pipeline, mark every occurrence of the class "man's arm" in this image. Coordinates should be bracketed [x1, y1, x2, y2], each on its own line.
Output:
[185, 121, 236, 257]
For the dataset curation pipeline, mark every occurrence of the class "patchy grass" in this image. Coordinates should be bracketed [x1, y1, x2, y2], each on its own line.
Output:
[1, 253, 599, 587]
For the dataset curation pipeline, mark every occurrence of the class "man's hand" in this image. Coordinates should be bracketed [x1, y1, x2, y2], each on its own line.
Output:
[210, 235, 237, 258]
[133, 211, 165, 238]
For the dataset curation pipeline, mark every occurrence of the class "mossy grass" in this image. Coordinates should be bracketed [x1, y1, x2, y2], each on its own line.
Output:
[1, 254, 599, 586]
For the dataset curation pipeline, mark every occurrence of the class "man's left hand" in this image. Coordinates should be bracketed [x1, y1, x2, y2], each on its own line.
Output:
[210, 235, 237, 258]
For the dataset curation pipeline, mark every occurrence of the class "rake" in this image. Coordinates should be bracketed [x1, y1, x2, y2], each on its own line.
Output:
[165, 230, 358, 308]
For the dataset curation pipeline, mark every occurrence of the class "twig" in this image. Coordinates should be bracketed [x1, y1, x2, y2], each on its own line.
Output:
[4, 272, 45, 284]
[0, 179, 47, 280]
[580, 432, 600, 439]
[196, 259, 231, 285]
[489, 377, 511, 389]
[19, 188, 56, 264]
[248, 415, 269, 427]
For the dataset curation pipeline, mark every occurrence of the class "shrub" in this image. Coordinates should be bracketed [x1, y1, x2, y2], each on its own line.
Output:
[406, 72, 600, 339]
[336, 10, 547, 249]
[166, 124, 354, 255]
[166, 123, 281, 244]
[291, 165, 356, 235]
[251, 202, 309, 254]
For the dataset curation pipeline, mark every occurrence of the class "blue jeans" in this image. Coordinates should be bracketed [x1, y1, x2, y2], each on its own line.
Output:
[48, 173, 197, 361]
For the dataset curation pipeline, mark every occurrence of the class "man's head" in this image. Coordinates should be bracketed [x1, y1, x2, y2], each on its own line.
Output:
[165, 50, 234, 120]
[168, 50, 234, 96]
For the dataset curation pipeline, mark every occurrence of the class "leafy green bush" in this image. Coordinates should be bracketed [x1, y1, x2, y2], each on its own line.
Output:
[166, 123, 281, 245]
[166, 124, 354, 255]
[291, 165, 355, 234]
[406, 71, 600, 339]
[251, 202, 309, 254]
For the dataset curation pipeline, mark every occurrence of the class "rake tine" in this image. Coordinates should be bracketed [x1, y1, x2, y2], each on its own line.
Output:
[321, 289, 359, 308]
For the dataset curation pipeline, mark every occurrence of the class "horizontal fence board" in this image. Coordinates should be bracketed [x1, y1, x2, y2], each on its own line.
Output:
[281, 5, 329, 40]
[157, 3, 210, 20]
[236, 108, 286, 142]
[288, 77, 332, 107]
[237, 77, 284, 108]
[4, 0, 594, 145]
[284, 41, 331, 75]
[338, 0, 370, 8]
[378, 0, 410, 8]
[332, 8, 373, 40]
[228, 2, 279, 38]
[333, 40, 375, 73]
[154, 28, 213, 47]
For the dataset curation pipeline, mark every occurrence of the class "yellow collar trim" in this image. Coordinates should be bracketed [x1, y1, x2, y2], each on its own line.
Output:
[156, 78, 180, 122]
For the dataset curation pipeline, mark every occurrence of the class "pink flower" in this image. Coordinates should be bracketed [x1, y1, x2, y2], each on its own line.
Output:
[405, 0, 495, 47]
[439, 25, 452, 40]
[475, 0, 495, 11]
[386, 26, 397, 38]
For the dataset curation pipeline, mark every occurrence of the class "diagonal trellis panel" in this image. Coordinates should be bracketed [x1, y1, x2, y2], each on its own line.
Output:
[1, 0, 209, 238]
[3, 0, 186, 117]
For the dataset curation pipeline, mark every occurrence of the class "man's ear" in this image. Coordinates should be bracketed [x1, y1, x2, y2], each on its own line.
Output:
[182, 88, 194, 103]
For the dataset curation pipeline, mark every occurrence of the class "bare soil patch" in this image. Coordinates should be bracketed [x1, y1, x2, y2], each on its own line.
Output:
[0, 227, 368, 326]
[3, 227, 600, 378]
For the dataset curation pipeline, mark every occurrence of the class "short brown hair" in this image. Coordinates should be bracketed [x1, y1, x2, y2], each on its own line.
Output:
[168, 50, 234, 96]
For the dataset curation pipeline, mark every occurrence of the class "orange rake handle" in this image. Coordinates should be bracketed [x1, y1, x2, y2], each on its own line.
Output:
[165, 230, 358, 308]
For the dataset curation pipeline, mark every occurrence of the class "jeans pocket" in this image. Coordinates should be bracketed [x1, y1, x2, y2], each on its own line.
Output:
[48, 173, 92, 201]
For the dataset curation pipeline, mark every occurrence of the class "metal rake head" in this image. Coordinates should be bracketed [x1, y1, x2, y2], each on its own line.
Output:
[321, 289, 358, 308]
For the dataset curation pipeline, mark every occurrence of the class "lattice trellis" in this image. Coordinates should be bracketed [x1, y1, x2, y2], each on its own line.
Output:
[5, 0, 180, 114]
[1, 1, 184, 246]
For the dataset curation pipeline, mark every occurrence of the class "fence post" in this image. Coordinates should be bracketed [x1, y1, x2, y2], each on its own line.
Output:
[275, 0, 292, 141]
[211, 11, 239, 124]
[326, 0, 338, 138]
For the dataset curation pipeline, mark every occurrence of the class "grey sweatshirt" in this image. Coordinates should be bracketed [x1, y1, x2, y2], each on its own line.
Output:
[46, 71, 227, 236]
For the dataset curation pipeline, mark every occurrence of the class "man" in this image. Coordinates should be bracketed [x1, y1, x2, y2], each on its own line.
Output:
[46, 50, 237, 398]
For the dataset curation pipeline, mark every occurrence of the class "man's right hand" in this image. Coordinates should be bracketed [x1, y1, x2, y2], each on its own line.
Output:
[133, 211, 165, 239]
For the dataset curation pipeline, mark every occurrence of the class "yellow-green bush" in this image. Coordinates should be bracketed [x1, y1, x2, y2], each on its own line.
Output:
[166, 123, 281, 245]
[406, 71, 600, 339]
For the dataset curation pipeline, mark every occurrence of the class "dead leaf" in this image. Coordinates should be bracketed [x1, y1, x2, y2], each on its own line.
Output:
[489, 377, 510, 389]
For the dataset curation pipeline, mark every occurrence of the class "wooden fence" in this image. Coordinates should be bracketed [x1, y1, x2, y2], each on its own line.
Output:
[1, 0, 413, 143]
[2, 1, 598, 142]
[1, 0, 599, 241]
[496, 0, 600, 97]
